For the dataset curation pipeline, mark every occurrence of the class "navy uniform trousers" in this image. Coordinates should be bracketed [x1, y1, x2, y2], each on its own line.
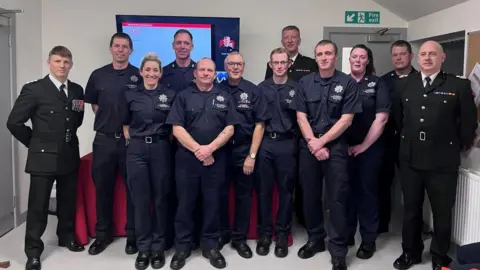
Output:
[346, 141, 384, 243]
[174, 148, 226, 251]
[299, 138, 350, 258]
[91, 132, 135, 239]
[219, 142, 255, 244]
[256, 135, 297, 238]
[126, 136, 172, 252]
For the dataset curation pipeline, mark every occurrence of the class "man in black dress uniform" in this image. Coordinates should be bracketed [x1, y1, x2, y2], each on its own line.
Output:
[7, 46, 85, 270]
[392, 40, 477, 270]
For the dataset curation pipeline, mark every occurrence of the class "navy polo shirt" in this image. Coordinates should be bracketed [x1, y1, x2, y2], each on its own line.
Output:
[291, 70, 362, 136]
[218, 78, 269, 142]
[160, 60, 196, 92]
[84, 63, 141, 133]
[165, 85, 239, 147]
[124, 84, 176, 137]
[258, 78, 299, 134]
[346, 75, 391, 145]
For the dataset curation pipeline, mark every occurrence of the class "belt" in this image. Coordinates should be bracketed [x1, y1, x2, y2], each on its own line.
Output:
[402, 131, 427, 141]
[131, 135, 169, 144]
[97, 131, 123, 139]
[264, 132, 295, 140]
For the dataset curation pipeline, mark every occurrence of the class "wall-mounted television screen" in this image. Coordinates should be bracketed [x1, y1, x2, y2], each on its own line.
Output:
[116, 15, 240, 83]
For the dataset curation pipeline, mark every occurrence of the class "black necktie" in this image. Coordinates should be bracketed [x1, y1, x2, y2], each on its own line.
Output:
[59, 84, 67, 98]
[424, 76, 431, 92]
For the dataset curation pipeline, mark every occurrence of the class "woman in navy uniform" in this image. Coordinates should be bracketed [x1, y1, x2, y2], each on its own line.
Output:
[345, 45, 390, 260]
[123, 53, 176, 270]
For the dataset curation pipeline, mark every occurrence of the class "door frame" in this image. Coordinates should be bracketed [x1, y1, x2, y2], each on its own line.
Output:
[323, 27, 408, 42]
[0, 7, 20, 231]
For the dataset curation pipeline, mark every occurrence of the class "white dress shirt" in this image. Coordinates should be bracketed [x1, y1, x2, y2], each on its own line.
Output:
[421, 70, 440, 87]
[49, 74, 68, 97]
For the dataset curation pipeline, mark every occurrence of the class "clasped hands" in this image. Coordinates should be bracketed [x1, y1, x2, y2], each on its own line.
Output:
[194, 145, 215, 166]
[307, 137, 329, 161]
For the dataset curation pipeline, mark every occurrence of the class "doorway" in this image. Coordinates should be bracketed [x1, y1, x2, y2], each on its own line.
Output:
[323, 27, 408, 77]
[0, 9, 15, 237]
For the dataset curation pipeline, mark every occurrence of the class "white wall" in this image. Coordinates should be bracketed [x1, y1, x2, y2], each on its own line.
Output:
[1, 0, 42, 215]
[407, 0, 480, 41]
[41, 0, 407, 156]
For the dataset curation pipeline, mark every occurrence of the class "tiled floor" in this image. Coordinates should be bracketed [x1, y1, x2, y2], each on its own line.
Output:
[0, 214, 446, 270]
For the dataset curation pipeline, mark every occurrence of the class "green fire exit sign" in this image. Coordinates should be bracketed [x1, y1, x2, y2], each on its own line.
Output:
[345, 11, 380, 24]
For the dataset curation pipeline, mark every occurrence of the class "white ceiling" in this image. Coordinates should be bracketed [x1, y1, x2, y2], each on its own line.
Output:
[371, 0, 470, 21]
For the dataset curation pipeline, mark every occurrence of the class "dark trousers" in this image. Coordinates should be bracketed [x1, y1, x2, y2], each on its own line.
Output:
[174, 148, 226, 251]
[399, 162, 458, 265]
[347, 142, 384, 243]
[377, 135, 399, 232]
[219, 143, 255, 244]
[299, 139, 349, 258]
[126, 138, 172, 252]
[25, 170, 78, 258]
[256, 137, 297, 238]
[91, 132, 134, 240]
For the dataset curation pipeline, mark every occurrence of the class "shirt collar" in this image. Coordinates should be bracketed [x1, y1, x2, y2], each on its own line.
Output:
[191, 84, 219, 94]
[421, 70, 441, 84]
[290, 53, 299, 63]
[170, 59, 196, 69]
[264, 77, 296, 88]
[314, 70, 341, 83]
[49, 74, 68, 90]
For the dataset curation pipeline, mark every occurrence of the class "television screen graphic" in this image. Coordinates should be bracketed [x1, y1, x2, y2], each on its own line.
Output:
[116, 15, 240, 83]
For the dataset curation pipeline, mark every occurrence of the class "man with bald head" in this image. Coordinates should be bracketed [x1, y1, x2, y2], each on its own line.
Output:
[392, 41, 477, 270]
[166, 58, 239, 269]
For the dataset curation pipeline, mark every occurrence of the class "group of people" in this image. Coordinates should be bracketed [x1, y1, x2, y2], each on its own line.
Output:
[6, 24, 477, 270]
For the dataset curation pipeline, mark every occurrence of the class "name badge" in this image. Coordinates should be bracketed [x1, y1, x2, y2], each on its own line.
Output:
[72, 99, 84, 112]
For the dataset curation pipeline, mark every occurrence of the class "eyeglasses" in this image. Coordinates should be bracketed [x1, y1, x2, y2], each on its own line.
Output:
[226, 62, 244, 67]
[271, 61, 289, 66]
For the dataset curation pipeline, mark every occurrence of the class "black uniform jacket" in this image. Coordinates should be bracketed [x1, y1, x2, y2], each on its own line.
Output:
[393, 71, 477, 172]
[7, 75, 85, 175]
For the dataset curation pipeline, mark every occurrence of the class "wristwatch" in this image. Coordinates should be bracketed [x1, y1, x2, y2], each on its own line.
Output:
[249, 152, 256, 159]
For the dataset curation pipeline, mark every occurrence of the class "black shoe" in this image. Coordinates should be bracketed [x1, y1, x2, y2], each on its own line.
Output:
[217, 235, 231, 250]
[231, 242, 253, 259]
[126, 238, 138, 255]
[393, 252, 422, 270]
[432, 262, 442, 270]
[58, 239, 85, 252]
[170, 251, 191, 270]
[274, 236, 288, 258]
[135, 251, 150, 270]
[25, 257, 41, 270]
[151, 250, 165, 269]
[202, 249, 226, 269]
[88, 238, 113, 255]
[356, 242, 376, 259]
[256, 235, 272, 256]
[331, 256, 347, 270]
[298, 241, 326, 259]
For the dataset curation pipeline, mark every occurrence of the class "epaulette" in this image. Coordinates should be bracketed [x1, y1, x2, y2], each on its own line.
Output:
[25, 79, 40, 84]
[456, 74, 468, 79]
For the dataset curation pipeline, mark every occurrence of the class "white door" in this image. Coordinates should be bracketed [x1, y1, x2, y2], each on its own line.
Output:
[0, 12, 14, 237]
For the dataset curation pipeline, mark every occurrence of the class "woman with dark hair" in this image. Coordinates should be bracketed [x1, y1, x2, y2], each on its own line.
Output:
[345, 44, 390, 260]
